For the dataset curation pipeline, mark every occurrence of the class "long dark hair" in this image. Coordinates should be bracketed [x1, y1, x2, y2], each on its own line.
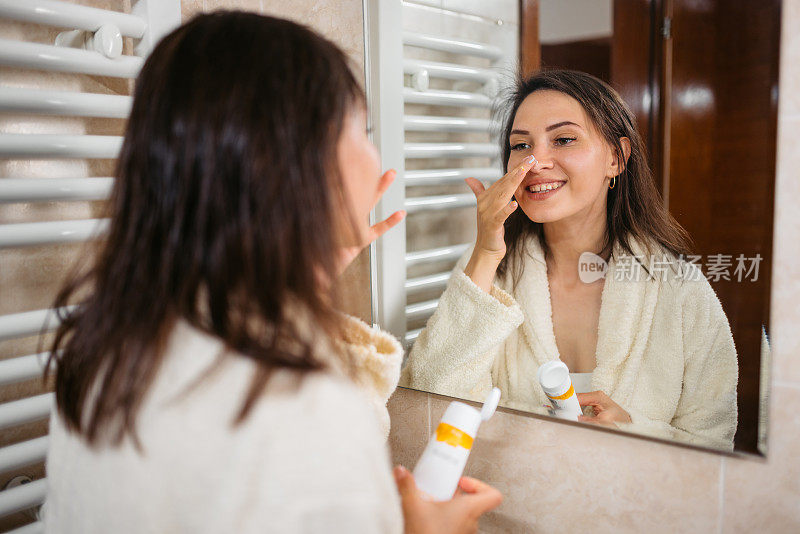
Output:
[46, 12, 363, 445]
[496, 69, 692, 281]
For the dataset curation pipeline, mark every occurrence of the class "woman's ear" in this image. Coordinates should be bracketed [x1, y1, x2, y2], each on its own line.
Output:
[610, 136, 632, 176]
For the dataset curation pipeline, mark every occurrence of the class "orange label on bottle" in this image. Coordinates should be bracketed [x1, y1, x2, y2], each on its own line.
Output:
[546, 383, 575, 401]
[435, 422, 474, 450]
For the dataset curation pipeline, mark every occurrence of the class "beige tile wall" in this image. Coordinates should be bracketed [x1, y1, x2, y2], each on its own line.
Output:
[389, 0, 800, 531]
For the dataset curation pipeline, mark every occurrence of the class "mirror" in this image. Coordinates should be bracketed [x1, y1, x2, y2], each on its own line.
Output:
[367, 0, 779, 455]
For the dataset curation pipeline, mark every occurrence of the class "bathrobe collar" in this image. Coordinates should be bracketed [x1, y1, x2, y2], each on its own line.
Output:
[508, 235, 662, 404]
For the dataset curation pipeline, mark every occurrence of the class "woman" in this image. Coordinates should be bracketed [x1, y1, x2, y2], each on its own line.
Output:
[400, 70, 739, 450]
[43, 12, 500, 533]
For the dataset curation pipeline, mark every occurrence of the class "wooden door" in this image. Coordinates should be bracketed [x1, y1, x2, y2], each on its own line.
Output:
[664, 0, 780, 451]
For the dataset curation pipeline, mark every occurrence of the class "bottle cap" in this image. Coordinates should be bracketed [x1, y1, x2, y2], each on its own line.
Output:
[537, 360, 572, 397]
[440, 388, 503, 438]
[480, 387, 502, 421]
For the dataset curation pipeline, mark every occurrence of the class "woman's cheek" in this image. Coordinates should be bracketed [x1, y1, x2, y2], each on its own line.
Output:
[365, 147, 381, 210]
[560, 149, 604, 190]
[507, 152, 524, 170]
[353, 181, 373, 222]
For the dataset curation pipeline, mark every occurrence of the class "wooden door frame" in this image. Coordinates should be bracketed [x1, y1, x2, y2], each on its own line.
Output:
[519, 0, 540, 76]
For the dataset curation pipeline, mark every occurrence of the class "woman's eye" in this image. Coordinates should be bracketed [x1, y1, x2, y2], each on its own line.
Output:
[554, 137, 576, 146]
[510, 142, 530, 151]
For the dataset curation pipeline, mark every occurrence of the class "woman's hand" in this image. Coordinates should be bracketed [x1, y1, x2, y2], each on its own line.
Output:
[463, 155, 537, 292]
[577, 391, 632, 428]
[394, 466, 502, 534]
[336, 169, 405, 276]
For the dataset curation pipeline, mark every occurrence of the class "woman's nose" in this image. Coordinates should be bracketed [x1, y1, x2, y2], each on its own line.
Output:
[530, 150, 552, 170]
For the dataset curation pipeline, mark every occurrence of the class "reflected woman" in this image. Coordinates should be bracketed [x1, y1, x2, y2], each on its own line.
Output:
[400, 70, 738, 450]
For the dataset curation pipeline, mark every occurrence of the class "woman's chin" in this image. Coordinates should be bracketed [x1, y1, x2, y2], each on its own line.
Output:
[519, 205, 564, 224]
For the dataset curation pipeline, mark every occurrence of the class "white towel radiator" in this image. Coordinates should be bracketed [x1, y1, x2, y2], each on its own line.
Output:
[364, 0, 518, 348]
[0, 1, 180, 531]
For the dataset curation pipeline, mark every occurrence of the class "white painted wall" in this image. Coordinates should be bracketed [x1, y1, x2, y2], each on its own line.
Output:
[539, 0, 613, 45]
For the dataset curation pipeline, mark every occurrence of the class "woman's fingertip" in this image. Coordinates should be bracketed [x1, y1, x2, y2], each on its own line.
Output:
[394, 465, 408, 480]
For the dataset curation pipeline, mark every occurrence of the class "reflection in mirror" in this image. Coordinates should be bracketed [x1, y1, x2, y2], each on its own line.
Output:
[368, 0, 779, 455]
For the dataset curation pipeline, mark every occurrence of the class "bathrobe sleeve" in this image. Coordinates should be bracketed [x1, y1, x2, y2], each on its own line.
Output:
[399, 250, 525, 400]
[621, 274, 739, 450]
[333, 314, 404, 440]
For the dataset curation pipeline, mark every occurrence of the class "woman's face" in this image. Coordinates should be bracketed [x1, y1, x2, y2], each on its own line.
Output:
[508, 90, 623, 224]
[337, 106, 381, 243]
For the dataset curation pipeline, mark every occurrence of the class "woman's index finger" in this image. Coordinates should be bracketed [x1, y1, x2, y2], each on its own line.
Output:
[493, 155, 536, 196]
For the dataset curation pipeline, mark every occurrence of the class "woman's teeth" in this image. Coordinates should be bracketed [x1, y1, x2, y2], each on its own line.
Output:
[527, 182, 565, 193]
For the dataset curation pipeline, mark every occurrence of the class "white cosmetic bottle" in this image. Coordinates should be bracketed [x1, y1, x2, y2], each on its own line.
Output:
[412, 388, 502, 501]
[537, 360, 583, 421]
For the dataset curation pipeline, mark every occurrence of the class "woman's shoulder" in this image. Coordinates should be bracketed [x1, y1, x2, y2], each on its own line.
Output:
[608, 238, 727, 320]
[617, 238, 712, 292]
[247, 369, 386, 451]
[641, 253, 732, 339]
[662, 256, 720, 302]
[157, 321, 385, 441]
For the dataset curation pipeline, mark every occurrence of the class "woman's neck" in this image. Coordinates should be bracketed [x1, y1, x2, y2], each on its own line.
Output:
[543, 209, 608, 284]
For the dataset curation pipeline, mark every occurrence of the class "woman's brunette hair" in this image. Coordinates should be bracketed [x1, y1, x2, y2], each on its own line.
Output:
[496, 69, 693, 281]
[46, 12, 363, 445]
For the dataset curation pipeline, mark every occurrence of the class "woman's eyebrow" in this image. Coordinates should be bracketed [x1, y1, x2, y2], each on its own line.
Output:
[510, 121, 582, 136]
[545, 121, 581, 131]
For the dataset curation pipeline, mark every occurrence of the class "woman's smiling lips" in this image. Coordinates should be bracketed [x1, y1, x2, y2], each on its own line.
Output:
[521, 177, 566, 200]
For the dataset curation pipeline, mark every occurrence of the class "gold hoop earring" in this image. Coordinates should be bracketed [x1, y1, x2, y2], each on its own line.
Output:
[609, 176, 617, 190]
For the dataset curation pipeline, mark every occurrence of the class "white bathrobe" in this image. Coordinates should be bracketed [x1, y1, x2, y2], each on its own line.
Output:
[400, 236, 739, 450]
[45, 314, 405, 533]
